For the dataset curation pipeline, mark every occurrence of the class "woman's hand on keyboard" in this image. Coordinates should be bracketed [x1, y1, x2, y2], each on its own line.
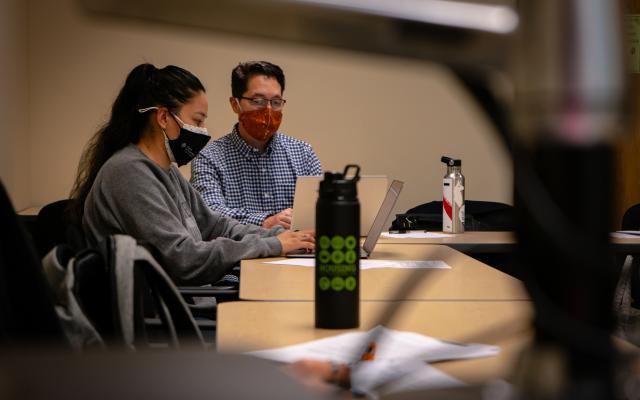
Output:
[277, 229, 315, 255]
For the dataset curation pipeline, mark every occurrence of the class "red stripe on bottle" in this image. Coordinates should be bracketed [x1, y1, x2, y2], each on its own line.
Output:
[443, 196, 453, 219]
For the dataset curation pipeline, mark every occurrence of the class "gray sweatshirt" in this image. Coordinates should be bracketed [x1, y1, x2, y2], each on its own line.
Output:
[83, 144, 284, 286]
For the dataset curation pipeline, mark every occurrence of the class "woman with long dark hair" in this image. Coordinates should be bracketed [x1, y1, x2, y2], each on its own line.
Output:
[71, 63, 314, 285]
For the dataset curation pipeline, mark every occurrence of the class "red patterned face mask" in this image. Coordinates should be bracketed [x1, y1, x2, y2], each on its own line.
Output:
[238, 107, 282, 141]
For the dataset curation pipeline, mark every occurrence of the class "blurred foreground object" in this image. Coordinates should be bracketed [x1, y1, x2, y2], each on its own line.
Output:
[79, 0, 517, 69]
[0, 349, 327, 400]
[511, 1, 626, 399]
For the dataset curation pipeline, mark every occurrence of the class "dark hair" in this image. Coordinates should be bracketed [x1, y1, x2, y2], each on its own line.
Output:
[231, 61, 285, 98]
[70, 63, 205, 221]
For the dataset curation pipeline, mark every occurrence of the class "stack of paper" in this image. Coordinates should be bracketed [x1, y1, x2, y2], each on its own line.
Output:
[248, 326, 499, 396]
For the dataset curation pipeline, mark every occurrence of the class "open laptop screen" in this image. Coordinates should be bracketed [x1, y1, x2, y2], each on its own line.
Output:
[291, 175, 388, 234]
[362, 180, 404, 256]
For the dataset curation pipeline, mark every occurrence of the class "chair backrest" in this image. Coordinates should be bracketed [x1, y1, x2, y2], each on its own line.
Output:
[0, 180, 67, 347]
[110, 235, 205, 349]
[621, 203, 640, 231]
[71, 244, 115, 341]
[35, 199, 85, 259]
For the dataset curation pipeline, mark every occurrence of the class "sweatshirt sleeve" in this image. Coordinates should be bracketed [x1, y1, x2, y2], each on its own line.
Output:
[89, 159, 283, 286]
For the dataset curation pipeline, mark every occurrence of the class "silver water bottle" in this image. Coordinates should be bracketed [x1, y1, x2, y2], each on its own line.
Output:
[441, 156, 465, 233]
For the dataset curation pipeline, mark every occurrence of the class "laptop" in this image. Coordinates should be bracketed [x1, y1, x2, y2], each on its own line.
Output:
[290, 175, 389, 233]
[287, 180, 404, 258]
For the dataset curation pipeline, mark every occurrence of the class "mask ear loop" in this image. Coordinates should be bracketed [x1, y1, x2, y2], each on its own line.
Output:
[138, 106, 159, 114]
[138, 106, 177, 164]
[139, 106, 177, 136]
[235, 98, 246, 134]
[235, 98, 245, 113]
[161, 127, 177, 164]
[171, 113, 186, 128]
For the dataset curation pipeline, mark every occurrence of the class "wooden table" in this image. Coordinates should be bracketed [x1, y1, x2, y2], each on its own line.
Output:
[240, 244, 528, 301]
[377, 230, 640, 255]
[611, 234, 640, 254]
[217, 300, 533, 385]
[378, 231, 516, 254]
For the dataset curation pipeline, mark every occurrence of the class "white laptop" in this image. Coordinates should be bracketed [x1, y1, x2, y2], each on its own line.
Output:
[287, 180, 404, 258]
[290, 175, 389, 234]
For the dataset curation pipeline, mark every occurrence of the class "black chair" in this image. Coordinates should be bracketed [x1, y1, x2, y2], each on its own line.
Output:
[34, 199, 85, 258]
[16, 212, 38, 249]
[0, 181, 67, 347]
[616, 203, 640, 321]
[104, 235, 206, 349]
[621, 203, 640, 231]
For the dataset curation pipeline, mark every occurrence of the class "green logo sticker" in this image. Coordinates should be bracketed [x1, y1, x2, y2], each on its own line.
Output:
[344, 235, 357, 250]
[319, 235, 331, 250]
[318, 250, 331, 264]
[344, 250, 357, 264]
[331, 250, 345, 264]
[344, 276, 357, 291]
[331, 235, 345, 250]
[331, 277, 345, 291]
[317, 234, 359, 291]
[319, 277, 331, 291]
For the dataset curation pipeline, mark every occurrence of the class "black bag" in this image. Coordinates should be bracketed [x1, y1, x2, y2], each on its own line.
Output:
[390, 200, 515, 232]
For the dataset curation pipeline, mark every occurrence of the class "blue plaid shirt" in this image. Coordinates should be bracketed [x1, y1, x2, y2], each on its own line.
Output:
[191, 125, 322, 225]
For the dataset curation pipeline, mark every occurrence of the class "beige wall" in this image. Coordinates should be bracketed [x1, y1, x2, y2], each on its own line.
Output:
[0, 0, 30, 210]
[24, 0, 512, 220]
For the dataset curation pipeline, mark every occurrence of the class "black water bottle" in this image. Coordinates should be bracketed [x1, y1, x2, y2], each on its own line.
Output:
[315, 165, 360, 329]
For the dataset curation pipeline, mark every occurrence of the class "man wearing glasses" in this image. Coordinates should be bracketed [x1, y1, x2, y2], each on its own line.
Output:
[191, 61, 322, 229]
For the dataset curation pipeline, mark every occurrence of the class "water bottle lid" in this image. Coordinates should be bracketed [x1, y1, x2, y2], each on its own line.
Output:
[319, 165, 360, 200]
[441, 156, 461, 166]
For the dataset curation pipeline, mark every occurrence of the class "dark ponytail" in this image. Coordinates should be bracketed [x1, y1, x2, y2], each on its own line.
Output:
[70, 63, 205, 222]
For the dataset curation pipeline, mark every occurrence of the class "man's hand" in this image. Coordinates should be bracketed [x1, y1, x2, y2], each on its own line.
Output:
[263, 208, 293, 229]
[277, 229, 315, 255]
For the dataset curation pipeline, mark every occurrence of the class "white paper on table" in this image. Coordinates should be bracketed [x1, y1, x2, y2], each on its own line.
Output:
[265, 258, 316, 267]
[248, 325, 498, 365]
[382, 231, 454, 239]
[264, 259, 451, 270]
[611, 231, 640, 239]
[248, 326, 497, 395]
[351, 359, 465, 397]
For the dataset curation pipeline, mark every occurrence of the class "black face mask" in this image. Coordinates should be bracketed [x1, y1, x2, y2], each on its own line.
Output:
[165, 114, 210, 166]
[138, 107, 210, 166]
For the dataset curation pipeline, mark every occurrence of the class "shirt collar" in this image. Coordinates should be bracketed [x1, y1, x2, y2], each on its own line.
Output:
[230, 124, 279, 157]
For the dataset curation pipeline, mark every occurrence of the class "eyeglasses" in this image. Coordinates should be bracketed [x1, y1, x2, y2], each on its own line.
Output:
[238, 96, 287, 110]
